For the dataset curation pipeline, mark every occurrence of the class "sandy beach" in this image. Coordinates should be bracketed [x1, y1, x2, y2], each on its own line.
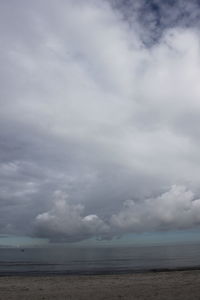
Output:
[0, 270, 200, 300]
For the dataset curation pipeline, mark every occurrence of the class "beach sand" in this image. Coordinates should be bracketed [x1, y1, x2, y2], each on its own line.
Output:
[0, 270, 200, 299]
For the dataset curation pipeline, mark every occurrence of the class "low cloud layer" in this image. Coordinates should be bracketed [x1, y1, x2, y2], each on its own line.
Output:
[1, 0, 200, 242]
[111, 185, 200, 233]
[35, 186, 200, 241]
[35, 191, 109, 242]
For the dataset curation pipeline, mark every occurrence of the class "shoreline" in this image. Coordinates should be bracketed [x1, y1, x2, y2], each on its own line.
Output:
[1, 265, 200, 277]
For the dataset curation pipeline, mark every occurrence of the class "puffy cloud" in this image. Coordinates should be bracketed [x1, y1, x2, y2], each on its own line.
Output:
[111, 185, 200, 233]
[35, 185, 200, 242]
[1, 0, 200, 241]
[35, 191, 109, 242]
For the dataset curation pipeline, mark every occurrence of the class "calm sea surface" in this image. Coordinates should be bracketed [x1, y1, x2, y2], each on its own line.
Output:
[1, 243, 200, 275]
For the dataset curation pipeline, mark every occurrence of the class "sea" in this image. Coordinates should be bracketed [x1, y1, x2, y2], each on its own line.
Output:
[1, 243, 200, 275]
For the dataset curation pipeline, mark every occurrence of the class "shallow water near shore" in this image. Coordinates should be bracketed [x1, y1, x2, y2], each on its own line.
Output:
[1, 243, 200, 275]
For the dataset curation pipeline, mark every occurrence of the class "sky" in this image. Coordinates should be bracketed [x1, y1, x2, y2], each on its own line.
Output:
[1, 0, 200, 244]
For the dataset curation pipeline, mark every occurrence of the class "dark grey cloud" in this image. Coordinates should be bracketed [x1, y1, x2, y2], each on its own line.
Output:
[111, 0, 200, 44]
[1, 0, 200, 242]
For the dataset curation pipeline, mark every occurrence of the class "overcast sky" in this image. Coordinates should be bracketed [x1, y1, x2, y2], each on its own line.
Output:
[1, 0, 200, 242]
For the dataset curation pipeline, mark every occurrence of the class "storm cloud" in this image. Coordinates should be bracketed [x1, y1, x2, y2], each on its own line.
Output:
[1, 0, 200, 242]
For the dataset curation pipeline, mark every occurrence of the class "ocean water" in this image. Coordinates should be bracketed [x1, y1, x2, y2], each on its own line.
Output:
[1, 243, 200, 275]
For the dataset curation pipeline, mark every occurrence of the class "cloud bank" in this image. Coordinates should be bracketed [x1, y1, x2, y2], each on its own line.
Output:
[1, 0, 200, 242]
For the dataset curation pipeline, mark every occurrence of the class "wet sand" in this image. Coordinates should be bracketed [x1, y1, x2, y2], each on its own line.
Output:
[0, 270, 200, 299]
